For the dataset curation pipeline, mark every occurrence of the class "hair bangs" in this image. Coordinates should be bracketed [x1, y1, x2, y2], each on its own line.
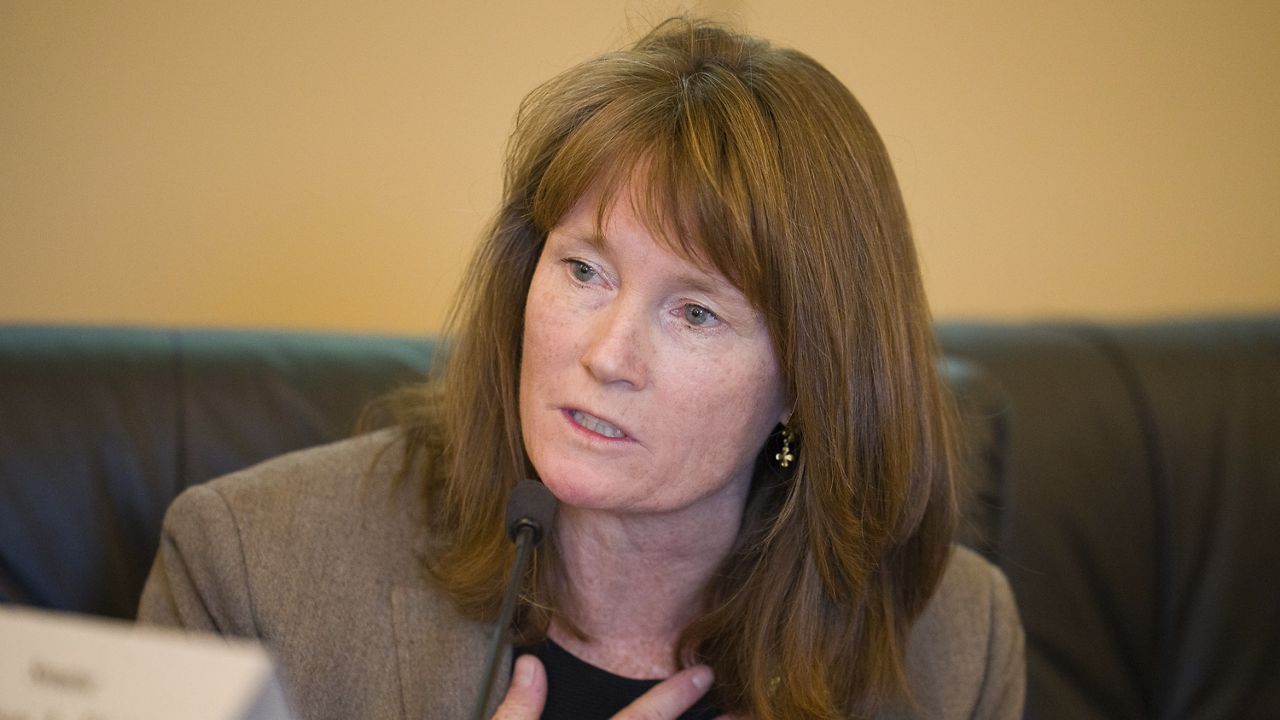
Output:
[527, 71, 777, 311]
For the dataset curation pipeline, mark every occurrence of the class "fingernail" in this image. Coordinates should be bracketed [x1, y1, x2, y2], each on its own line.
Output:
[690, 665, 713, 690]
[516, 655, 535, 687]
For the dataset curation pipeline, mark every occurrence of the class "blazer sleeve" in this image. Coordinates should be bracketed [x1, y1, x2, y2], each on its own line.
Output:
[972, 561, 1026, 720]
[136, 483, 260, 639]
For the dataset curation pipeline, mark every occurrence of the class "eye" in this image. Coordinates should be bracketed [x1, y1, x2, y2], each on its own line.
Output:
[562, 259, 599, 284]
[682, 303, 720, 328]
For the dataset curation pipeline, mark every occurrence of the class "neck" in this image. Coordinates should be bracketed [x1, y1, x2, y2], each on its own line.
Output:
[548, 495, 746, 679]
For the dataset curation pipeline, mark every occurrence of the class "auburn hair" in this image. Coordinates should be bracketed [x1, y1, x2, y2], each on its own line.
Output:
[395, 17, 958, 719]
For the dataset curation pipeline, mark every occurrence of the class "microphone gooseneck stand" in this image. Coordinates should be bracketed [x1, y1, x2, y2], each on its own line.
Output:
[469, 480, 557, 720]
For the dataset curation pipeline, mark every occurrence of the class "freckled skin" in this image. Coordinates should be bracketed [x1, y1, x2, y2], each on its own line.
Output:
[518, 189, 789, 526]
[517, 182, 791, 681]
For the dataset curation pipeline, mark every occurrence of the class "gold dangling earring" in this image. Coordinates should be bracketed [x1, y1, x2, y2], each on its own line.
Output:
[775, 427, 796, 469]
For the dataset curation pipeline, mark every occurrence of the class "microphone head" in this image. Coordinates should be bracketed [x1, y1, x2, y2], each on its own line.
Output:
[506, 479, 557, 546]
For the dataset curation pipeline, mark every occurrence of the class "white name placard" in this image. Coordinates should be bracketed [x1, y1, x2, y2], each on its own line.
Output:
[0, 605, 295, 720]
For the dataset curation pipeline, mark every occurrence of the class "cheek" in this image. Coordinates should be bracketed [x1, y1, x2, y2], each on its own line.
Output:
[519, 276, 585, 461]
[696, 343, 784, 420]
[520, 276, 552, 429]
[521, 274, 566, 382]
[661, 355, 785, 470]
[523, 326, 578, 403]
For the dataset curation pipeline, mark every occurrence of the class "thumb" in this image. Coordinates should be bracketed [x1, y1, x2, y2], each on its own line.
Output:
[490, 654, 547, 720]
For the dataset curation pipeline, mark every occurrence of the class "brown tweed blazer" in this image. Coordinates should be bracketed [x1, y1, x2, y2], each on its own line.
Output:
[138, 432, 1024, 719]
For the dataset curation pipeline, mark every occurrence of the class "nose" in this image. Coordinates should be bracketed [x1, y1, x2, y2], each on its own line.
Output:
[579, 299, 648, 389]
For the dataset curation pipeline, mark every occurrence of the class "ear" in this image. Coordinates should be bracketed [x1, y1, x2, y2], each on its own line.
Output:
[779, 402, 795, 427]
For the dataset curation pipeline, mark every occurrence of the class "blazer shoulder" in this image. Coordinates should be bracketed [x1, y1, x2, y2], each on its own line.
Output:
[140, 429, 425, 626]
[182, 428, 422, 573]
[140, 430, 437, 718]
[195, 429, 406, 513]
[896, 546, 1026, 719]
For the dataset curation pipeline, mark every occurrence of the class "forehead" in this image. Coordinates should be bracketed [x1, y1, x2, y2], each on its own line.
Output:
[533, 144, 766, 309]
[556, 200, 743, 301]
[555, 177, 728, 281]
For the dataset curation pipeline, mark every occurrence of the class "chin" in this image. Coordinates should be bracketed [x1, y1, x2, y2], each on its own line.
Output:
[533, 458, 640, 513]
[539, 469, 620, 511]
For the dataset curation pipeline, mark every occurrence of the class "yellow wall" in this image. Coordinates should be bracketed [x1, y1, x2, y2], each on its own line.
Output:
[2, 1, 1277, 334]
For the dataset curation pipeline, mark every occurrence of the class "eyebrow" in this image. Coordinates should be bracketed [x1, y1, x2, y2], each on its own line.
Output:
[551, 223, 749, 307]
[662, 258, 757, 321]
[670, 270, 735, 299]
[554, 224, 608, 252]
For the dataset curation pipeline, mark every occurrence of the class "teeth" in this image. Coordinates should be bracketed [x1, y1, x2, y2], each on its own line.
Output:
[572, 410, 625, 438]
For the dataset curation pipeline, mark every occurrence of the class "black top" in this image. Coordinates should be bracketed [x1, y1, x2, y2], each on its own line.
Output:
[517, 639, 723, 720]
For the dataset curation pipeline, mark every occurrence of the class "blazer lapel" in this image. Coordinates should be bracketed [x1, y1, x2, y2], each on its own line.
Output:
[391, 584, 511, 720]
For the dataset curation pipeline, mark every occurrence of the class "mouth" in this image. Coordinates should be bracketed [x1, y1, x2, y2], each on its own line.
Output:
[566, 408, 629, 440]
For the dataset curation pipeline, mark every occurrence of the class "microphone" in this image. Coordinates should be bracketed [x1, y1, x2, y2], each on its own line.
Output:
[469, 480, 557, 720]
[505, 479, 557, 545]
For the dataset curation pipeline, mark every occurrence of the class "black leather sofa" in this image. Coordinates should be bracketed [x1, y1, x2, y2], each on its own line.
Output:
[2, 319, 1276, 718]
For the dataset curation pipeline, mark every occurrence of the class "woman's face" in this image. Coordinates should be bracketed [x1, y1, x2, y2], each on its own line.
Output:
[519, 185, 789, 522]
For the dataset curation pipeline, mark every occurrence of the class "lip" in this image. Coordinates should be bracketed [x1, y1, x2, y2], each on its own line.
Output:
[560, 407, 637, 443]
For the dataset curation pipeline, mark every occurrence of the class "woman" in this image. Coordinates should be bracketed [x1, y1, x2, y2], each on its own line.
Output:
[139, 18, 1023, 720]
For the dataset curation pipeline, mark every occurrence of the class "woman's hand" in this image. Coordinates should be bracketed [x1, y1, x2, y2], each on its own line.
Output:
[491, 654, 715, 720]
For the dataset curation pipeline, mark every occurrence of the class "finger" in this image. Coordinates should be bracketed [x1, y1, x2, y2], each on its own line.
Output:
[614, 664, 713, 720]
[490, 654, 547, 720]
